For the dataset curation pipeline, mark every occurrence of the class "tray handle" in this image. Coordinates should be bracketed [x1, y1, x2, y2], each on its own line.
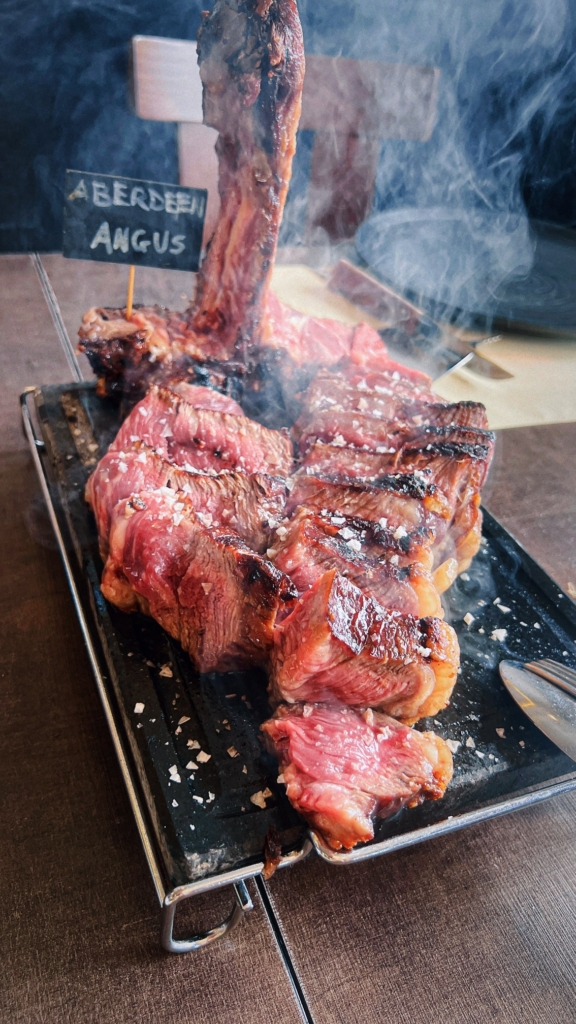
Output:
[161, 880, 253, 954]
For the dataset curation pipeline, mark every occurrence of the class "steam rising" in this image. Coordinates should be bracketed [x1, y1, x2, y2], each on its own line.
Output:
[285, 0, 575, 322]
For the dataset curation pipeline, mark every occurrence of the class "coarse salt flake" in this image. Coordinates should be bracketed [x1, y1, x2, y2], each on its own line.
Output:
[338, 527, 355, 541]
[172, 800, 178, 808]
[446, 739, 461, 754]
[133, 702, 145, 714]
[496, 728, 506, 738]
[227, 746, 239, 758]
[192, 795, 203, 804]
[393, 525, 408, 540]
[159, 664, 173, 678]
[186, 761, 199, 771]
[490, 628, 508, 642]
[347, 538, 362, 552]
[463, 613, 475, 626]
[250, 791, 267, 809]
[466, 736, 475, 749]
[196, 751, 211, 763]
[178, 716, 190, 725]
[187, 739, 201, 749]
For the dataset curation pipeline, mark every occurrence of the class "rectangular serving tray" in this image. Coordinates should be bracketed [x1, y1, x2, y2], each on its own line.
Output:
[22, 381, 576, 947]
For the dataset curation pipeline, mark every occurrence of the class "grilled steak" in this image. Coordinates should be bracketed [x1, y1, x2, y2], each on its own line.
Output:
[271, 569, 459, 723]
[262, 703, 453, 850]
[111, 385, 293, 477]
[74, 0, 500, 853]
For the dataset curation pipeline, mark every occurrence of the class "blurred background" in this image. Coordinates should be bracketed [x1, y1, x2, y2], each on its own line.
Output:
[3, 0, 576, 327]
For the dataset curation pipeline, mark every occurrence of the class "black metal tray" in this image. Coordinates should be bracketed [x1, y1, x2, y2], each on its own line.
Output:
[24, 381, 576, 943]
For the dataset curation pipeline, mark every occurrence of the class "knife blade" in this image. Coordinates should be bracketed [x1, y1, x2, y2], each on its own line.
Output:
[499, 660, 576, 762]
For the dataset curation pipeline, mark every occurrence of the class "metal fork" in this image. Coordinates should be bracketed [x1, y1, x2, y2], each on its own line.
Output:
[525, 659, 576, 700]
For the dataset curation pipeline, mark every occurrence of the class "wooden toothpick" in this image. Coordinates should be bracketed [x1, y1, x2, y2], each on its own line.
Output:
[126, 264, 136, 319]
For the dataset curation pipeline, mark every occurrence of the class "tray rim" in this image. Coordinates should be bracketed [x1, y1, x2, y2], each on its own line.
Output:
[23, 383, 576, 886]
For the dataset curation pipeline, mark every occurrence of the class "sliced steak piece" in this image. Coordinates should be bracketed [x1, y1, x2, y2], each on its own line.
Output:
[111, 385, 293, 476]
[102, 490, 296, 672]
[86, 443, 286, 554]
[302, 427, 495, 487]
[178, 531, 296, 673]
[271, 508, 441, 617]
[262, 702, 453, 850]
[270, 570, 459, 723]
[296, 401, 488, 455]
[287, 472, 451, 537]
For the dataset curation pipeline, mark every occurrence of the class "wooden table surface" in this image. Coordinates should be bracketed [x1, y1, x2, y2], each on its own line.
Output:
[2, 254, 576, 1024]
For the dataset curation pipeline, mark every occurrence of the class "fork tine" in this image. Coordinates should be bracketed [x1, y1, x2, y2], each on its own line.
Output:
[536, 659, 576, 685]
[525, 659, 576, 700]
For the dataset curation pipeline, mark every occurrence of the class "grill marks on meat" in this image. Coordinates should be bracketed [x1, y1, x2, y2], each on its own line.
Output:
[111, 385, 293, 477]
[189, 0, 305, 360]
[271, 508, 442, 618]
[102, 490, 296, 672]
[292, 365, 494, 581]
[271, 570, 459, 723]
[287, 474, 451, 547]
[261, 703, 453, 850]
[297, 400, 489, 455]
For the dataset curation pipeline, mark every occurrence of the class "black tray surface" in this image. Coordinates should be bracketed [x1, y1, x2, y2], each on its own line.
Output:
[35, 382, 576, 886]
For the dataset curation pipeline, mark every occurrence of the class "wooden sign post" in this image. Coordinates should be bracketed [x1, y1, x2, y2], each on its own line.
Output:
[63, 170, 207, 318]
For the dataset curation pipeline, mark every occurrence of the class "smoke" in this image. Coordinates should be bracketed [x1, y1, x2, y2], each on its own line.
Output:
[283, 0, 576, 322]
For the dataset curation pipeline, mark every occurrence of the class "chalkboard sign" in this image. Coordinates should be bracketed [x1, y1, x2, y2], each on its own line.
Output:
[63, 170, 207, 272]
